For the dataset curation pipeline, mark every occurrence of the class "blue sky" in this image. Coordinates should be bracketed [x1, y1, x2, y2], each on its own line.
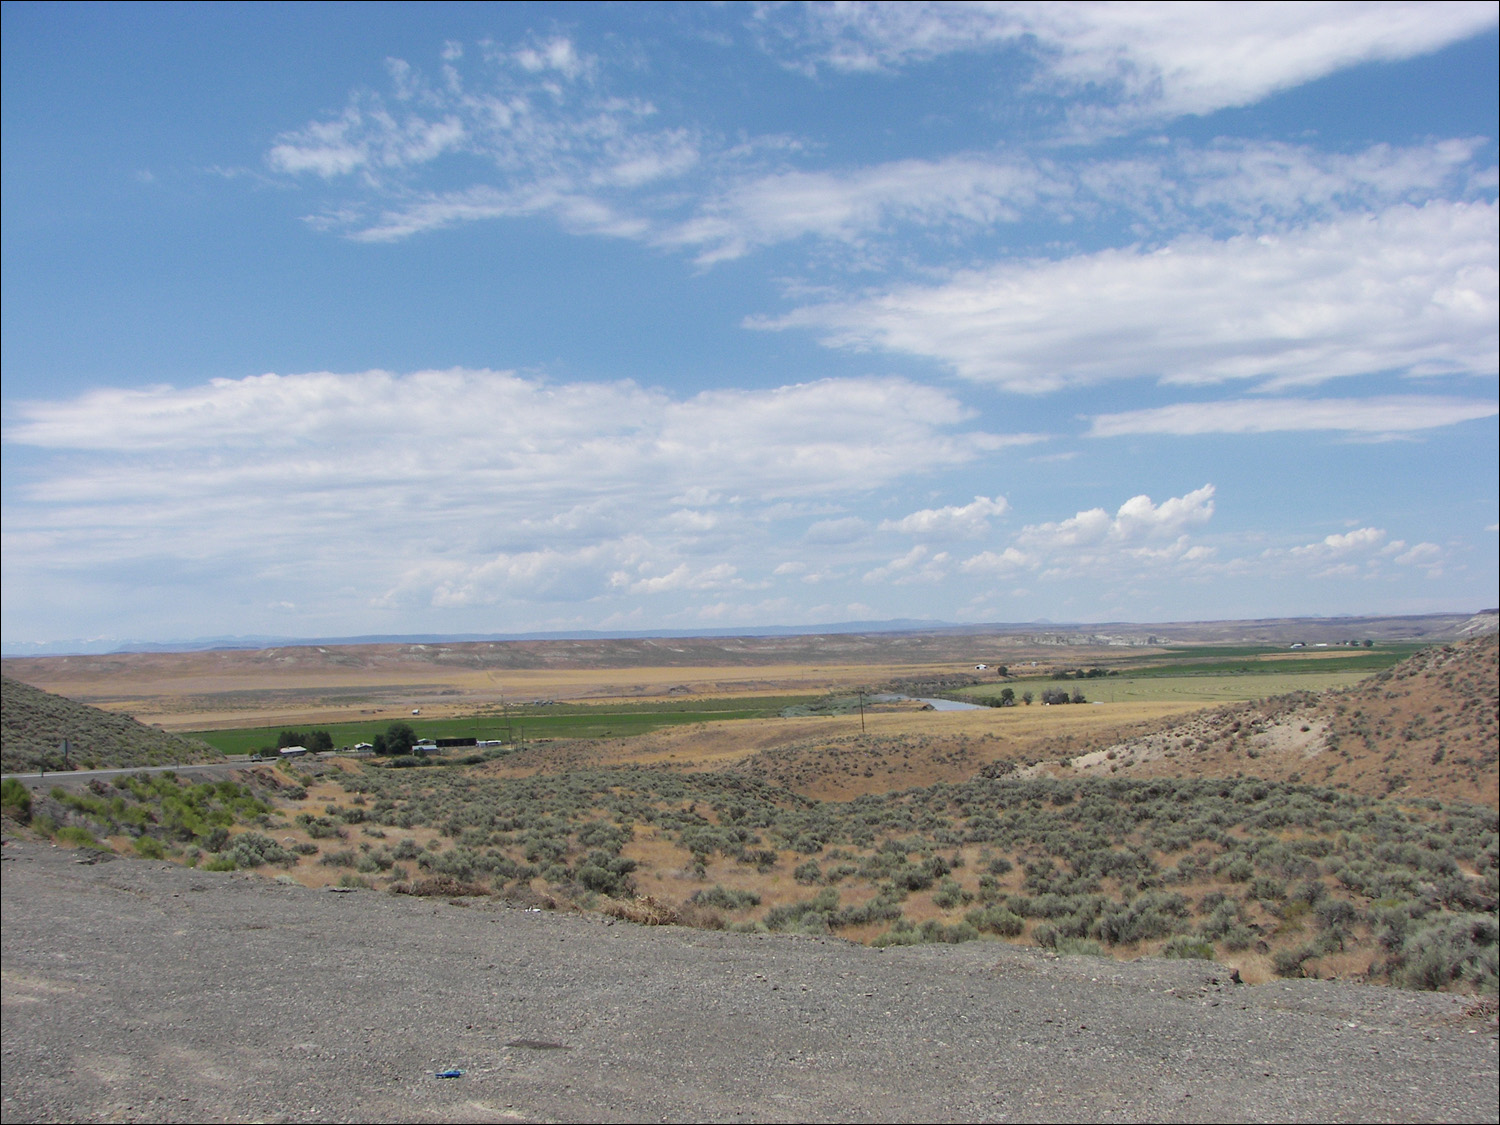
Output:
[3, 2, 1497, 649]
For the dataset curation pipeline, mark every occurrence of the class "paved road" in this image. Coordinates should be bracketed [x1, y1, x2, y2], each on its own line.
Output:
[3, 836, 1495, 1123]
[3, 761, 244, 787]
[2, 753, 364, 790]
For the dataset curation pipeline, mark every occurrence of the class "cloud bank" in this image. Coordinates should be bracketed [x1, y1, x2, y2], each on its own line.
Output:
[762, 201, 1498, 392]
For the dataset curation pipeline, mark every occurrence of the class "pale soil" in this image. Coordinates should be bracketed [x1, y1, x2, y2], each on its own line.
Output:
[442, 701, 1216, 811]
[4, 836, 1496, 1125]
[4, 619, 1471, 733]
[1066, 636, 1500, 808]
[0, 658, 999, 732]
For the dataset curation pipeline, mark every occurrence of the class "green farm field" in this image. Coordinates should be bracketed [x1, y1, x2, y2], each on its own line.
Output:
[193, 647, 1420, 754]
[1105, 643, 1424, 676]
[955, 644, 1421, 706]
[189, 694, 822, 755]
[984, 669, 1376, 705]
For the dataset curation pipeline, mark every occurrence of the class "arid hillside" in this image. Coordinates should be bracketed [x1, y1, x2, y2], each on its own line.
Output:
[1069, 635, 1499, 807]
[0, 677, 224, 774]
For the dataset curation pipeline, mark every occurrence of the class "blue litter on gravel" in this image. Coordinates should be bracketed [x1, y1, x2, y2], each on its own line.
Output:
[435, 1068, 464, 1079]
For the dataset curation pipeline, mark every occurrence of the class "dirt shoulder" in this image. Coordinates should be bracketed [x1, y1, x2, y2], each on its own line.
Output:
[3, 837, 1495, 1124]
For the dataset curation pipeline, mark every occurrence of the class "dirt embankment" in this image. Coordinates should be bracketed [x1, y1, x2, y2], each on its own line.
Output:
[1067, 636, 1499, 808]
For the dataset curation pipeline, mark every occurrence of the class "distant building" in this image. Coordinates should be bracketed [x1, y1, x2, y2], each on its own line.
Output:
[278, 746, 308, 758]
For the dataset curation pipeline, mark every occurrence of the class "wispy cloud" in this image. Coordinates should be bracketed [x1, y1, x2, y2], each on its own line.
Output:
[267, 37, 704, 241]
[761, 201, 1498, 392]
[266, 21, 1494, 260]
[863, 544, 951, 585]
[1089, 395, 1499, 437]
[673, 137, 1490, 264]
[760, 2, 1498, 125]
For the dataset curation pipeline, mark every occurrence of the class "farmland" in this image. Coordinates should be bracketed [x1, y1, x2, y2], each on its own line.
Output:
[181, 640, 1421, 755]
[186, 695, 824, 756]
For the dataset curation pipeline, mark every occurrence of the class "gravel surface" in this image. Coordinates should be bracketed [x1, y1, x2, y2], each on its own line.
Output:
[3, 837, 1496, 1123]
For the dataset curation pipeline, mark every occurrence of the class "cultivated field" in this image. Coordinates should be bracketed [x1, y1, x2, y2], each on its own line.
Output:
[0, 617, 1468, 733]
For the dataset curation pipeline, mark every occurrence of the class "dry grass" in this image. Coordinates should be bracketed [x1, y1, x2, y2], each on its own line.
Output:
[1075, 635, 1499, 808]
[2, 634, 1084, 731]
[480, 702, 1209, 802]
[12, 630, 1494, 993]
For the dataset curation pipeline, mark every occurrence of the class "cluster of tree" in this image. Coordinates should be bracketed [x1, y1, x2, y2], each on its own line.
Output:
[1039, 688, 1088, 705]
[276, 730, 333, 753]
[371, 722, 418, 756]
[1053, 667, 1115, 680]
[985, 688, 1036, 707]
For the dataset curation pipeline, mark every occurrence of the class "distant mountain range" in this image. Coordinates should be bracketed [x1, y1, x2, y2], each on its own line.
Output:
[4, 611, 1493, 659]
[1, 620, 956, 657]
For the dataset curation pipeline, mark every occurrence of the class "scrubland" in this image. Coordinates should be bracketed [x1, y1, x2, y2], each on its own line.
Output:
[5, 629, 1495, 998]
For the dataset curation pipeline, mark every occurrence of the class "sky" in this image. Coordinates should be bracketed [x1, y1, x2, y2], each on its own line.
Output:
[2, 2, 1497, 651]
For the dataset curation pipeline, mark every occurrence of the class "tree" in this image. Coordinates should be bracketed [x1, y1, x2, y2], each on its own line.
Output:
[1021, 691, 1033, 706]
[1071, 689, 1087, 704]
[999, 688, 1016, 707]
[373, 722, 417, 756]
[306, 730, 334, 753]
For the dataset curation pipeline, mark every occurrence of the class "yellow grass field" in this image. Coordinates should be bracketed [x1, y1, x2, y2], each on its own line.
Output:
[1026, 670, 1374, 704]
[4, 637, 1382, 733]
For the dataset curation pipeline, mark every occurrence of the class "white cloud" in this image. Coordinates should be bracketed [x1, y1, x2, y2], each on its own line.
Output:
[1253, 524, 1457, 582]
[1016, 485, 1215, 552]
[1089, 395, 1499, 437]
[804, 517, 870, 544]
[1168, 138, 1491, 227]
[267, 40, 702, 241]
[1394, 542, 1444, 567]
[864, 545, 950, 585]
[3, 367, 1006, 615]
[625, 562, 741, 596]
[764, 201, 1498, 392]
[663, 137, 1487, 264]
[665, 155, 1058, 264]
[265, 21, 1493, 271]
[765, 2, 1497, 123]
[514, 37, 589, 80]
[945, 486, 1219, 585]
[880, 495, 1009, 537]
[959, 547, 1032, 575]
[429, 544, 619, 607]
[1289, 526, 1388, 558]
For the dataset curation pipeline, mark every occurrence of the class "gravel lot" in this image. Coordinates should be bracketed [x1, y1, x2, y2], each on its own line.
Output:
[3, 837, 1496, 1124]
